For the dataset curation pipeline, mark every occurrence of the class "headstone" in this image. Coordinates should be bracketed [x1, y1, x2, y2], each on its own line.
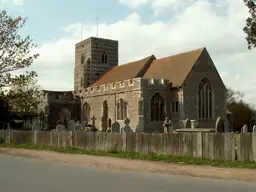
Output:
[32, 122, 41, 131]
[135, 117, 144, 132]
[112, 122, 120, 133]
[83, 120, 88, 126]
[241, 124, 248, 133]
[56, 124, 65, 131]
[89, 116, 97, 131]
[67, 120, 76, 131]
[184, 118, 191, 128]
[215, 117, 224, 133]
[122, 118, 132, 132]
[74, 121, 82, 131]
[253, 125, 256, 133]
[168, 120, 173, 132]
[106, 127, 111, 132]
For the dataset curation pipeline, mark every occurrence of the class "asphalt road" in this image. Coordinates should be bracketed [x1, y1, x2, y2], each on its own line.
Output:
[0, 155, 255, 192]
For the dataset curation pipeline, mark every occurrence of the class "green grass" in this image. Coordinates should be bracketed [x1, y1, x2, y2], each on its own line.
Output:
[0, 142, 255, 169]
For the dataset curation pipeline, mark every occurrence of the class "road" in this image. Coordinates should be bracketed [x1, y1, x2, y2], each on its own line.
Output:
[0, 155, 255, 192]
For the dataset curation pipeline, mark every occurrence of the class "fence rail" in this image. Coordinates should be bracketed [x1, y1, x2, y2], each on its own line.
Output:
[0, 130, 255, 162]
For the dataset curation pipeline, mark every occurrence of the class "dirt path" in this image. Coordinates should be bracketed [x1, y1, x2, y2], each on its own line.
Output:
[0, 148, 255, 182]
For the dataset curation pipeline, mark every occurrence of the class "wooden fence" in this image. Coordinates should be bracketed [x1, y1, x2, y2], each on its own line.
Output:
[0, 130, 255, 162]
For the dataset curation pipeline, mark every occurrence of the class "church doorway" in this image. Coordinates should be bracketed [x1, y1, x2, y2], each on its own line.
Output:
[102, 100, 108, 132]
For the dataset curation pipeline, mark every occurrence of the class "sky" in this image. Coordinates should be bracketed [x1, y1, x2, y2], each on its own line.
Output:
[1, 0, 256, 105]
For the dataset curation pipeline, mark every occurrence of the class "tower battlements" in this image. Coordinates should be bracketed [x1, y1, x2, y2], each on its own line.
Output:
[78, 77, 169, 97]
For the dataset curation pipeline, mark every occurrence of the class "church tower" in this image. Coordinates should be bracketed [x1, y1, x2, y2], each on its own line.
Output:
[74, 37, 118, 93]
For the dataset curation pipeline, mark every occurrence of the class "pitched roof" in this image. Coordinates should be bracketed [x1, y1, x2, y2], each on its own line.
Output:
[92, 47, 205, 87]
[143, 48, 204, 87]
[92, 55, 156, 86]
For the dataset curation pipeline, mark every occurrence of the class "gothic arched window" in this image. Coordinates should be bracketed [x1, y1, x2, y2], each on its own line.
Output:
[102, 52, 108, 63]
[81, 53, 85, 65]
[150, 93, 165, 121]
[117, 99, 127, 120]
[198, 78, 212, 119]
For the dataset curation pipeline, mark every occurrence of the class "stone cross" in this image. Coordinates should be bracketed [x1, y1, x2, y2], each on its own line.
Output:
[90, 116, 97, 131]
[253, 125, 256, 133]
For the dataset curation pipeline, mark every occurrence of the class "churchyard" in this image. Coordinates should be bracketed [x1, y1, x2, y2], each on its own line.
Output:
[1, 115, 256, 164]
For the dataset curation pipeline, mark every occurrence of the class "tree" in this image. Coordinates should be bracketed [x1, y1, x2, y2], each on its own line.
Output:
[226, 86, 256, 131]
[243, 0, 256, 49]
[225, 86, 244, 105]
[0, 9, 39, 89]
[6, 71, 43, 116]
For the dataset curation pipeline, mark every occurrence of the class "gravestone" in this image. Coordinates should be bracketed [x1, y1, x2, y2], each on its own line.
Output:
[74, 121, 82, 131]
[82, 120, 88, 127]
[241, 124, 248, 133]
[106, 127, 112, 132]
[112, 122, 120, 133]
[32, 122, 41, 131]
[253, 125, 256, 133]
[215, 117, 224, 133]
[89, 116, 97, 131]
[168, 120, 173, 132]
[56, 124, 65, 131]
[122, 118, 132, 132]
[184, 118, 191, 128]
[67, 120, 76, 131]
[135, 117, 144, 132]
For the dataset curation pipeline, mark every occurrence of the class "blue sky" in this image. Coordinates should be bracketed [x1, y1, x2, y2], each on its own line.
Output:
[1, 0, 256, 105]
[3, 0, 157, 45]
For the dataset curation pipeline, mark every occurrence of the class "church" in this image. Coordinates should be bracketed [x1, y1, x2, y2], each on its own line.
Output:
[39, 37, 228, 132]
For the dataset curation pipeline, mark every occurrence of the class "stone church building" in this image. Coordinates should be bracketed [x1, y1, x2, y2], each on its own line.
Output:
[39, 37, 227, 132]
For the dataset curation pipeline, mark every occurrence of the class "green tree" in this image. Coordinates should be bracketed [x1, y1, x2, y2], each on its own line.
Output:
[0, 9, 39, 89]
[243, 0, 256, 49]
[226, 87, 256, 131]
[6, 71, 43, 115]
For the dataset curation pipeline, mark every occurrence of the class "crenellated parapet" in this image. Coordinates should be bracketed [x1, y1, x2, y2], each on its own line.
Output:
[79, 77, 170, 97]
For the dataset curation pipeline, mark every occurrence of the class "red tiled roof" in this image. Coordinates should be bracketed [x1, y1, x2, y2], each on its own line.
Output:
[92, 47, 205, 87]
[144, 48, 204, 87]
[92, 55, 156, 86]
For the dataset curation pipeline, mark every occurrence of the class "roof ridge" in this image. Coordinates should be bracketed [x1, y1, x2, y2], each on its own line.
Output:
[118, 55, 155, 67]
[156, 47, 205, 61]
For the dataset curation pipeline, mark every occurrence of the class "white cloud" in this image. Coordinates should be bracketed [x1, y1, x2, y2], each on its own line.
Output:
[1, 0, 25, 6]
[30, 0, 256, 105]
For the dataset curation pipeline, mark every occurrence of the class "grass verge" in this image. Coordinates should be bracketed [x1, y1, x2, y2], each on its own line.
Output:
[0, 142, 255, 169]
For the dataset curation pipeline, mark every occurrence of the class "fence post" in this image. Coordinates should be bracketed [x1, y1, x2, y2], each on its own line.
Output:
[122, 132, 127, 152]
[252, 133, 256, 162]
